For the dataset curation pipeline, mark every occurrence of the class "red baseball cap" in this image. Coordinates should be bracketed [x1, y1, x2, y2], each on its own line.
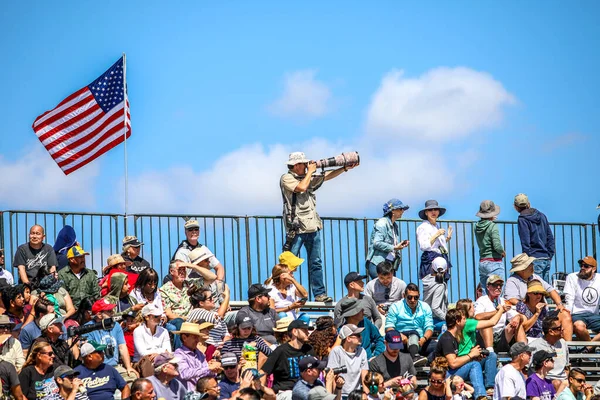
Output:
[92, 299, 117, 314]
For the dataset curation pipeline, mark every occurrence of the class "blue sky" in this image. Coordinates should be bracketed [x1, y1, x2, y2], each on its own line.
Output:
[1, 1, 598, 225]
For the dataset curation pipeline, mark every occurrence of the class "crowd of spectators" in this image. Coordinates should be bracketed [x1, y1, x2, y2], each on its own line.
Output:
[0, 186, 597, 400]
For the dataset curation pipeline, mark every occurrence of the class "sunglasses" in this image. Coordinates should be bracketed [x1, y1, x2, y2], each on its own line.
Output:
[549, 326, 563, 332]
[581, 263, 595, 269]
[406, 295, 420, 301]
[488, 283, 503, 289]
[223, 365, 237, 370]
[0, 325, 11, 330]
[430, 379, 444, 384]
[40, 351, 55, 356]
[573, 378, 586, 384]
[187, 228, 200, 232]
[384, 287, 391, 300]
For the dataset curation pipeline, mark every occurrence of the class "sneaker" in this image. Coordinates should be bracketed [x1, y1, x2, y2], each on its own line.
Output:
[486, 388, 494, 397]
[315, 294, 333, 303]
[412, 355, 427, 367]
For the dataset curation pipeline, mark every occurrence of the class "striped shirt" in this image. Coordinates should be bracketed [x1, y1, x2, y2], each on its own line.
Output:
[221, 336, 272, 359]
[187, 308, 228, 345]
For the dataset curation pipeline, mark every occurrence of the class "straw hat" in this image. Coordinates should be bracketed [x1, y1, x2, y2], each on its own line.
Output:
[527, 280, 548, 296]
[273, 317, 294, 333]
[510, 253, 537, 273]
[103, 254, 133, 274]
[172, 322, 202, 336]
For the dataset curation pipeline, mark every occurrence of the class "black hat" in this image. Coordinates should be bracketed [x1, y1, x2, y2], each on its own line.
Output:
[288, 319, 314, 332]
[247, 284, 270, 300]
[344, 272, 367, 288]
[235, 313, 254, 329]
[299, 356, 327, 372]
[532, 350, 557, 367]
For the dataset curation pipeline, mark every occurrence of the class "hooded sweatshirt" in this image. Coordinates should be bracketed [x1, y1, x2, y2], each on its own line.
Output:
[104, 272, 138, 316]
[475, 220, 504, 260]
[517, 208, 555, 259]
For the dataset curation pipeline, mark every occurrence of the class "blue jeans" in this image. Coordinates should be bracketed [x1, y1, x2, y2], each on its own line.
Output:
[533, 259, 551, 283]
[479, 260, 505, 295]
[480, 352, 498, 389]
[448, 361, 486, 398]
[165, 318, 184, 350]
[367, 261, 378, 279]
[290, 231, 326, 297]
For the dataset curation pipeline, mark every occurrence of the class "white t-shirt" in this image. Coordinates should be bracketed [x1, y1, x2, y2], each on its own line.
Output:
[494, 364, 526, 400]
[474, 295, 506, 335]
[564, 272, 600, 315]
[266, 284, 298, 319]
[416, 221, 448, 253]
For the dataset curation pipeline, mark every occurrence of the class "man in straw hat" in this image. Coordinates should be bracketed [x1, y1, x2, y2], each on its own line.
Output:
[474, 200, 505, 294]
[280, 152, 357, 303]
[172, 219, 225, 282]
[58, 245, 100, 309]
[514, 193, 555, 283]
[564, 256, 600, 348]
[121, 235, 150, 274]
[173, 322, 222, 391]
[504, 253, 573, 341]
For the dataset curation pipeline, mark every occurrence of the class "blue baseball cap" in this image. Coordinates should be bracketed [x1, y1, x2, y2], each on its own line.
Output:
[384, 329, 404, 350]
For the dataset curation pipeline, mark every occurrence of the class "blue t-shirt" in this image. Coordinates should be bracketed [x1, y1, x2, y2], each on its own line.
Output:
[219, 377, 240, 400]
[74, 363, 126, 400]
[19, 322, 41, 350]
[526, 373, 556, 400]
[81, 321, 125, 366]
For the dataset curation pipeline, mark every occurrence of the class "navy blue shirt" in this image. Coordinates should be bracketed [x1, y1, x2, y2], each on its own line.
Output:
[75, 363, 126, 400]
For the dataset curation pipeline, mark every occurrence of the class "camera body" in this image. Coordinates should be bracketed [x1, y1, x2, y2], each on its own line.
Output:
[480, 349, 490, 357]
[325, 366, 348, 374]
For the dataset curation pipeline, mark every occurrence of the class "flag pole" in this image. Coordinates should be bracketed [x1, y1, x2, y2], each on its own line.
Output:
[122, 52, 129, 234]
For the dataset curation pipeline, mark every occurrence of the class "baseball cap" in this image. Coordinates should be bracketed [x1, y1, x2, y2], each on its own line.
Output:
[299, 356, 327, 372]
[487, 275, 504, 285]
[67, 245, 89, 259]
[309, 386, 337, 400]
[432, 257, 447, 273]
[509, 342, 534, 358]
[153, 352, 181, 368]
[53, 365, 80, 380]
[39, 314, 64, 331]
[91, 299, 117, 315]
[532, 350, 557, 367]
[221, 352, 238, 367]
[514, 193, 529, 208]
[344, 272, 367, 287]
[579, 256, 597, 268]
[384, 329, 404, 350]
[235, 313, 254, 329]
[287, 319, 314, 332]
[122, 236, 143, 247]
[80, 341, 107, 357]
[142, 303, 163, 317]
[247, 284, 270, 300]
[339, 324, 364, 340]
[184, 220, 200, 230]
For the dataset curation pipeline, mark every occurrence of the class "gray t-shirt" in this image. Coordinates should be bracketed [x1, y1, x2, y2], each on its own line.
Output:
[504, 273, 555, 302]
[327, 346, 369, 396]
[147, 375, 187, 400]
[365, 277, 406, 306]
[528, 337, 569, 380]
[369, 352, 416, 382]
[334, 294, 382, 328]
[13, 243, 57, 282]
[237, 305, 279, 345]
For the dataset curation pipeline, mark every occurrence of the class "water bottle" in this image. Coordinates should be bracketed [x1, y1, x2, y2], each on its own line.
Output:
[440, 324, 447, 334]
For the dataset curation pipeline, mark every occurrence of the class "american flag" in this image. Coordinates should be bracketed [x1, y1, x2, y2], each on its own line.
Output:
[32, 57, 131, 175]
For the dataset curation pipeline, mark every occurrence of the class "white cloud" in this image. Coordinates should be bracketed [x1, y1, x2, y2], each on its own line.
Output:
[267, 70, 333, 119]
[0, 145, 99, 209]
[365, 67, 516, 141]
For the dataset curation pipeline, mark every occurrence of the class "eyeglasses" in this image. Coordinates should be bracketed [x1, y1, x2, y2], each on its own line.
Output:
[40, 351, 55, 356]
[406, 295, 420, 301]
[186, 228, 200, 232]
[549, 326, 563, 332]
[430, 379, 444, 384]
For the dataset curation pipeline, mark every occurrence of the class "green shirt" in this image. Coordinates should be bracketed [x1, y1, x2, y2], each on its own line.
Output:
[58, 267, 100, 309]
[458, 318, 478, 356]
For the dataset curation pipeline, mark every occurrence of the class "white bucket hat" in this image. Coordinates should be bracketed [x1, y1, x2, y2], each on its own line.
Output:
[286, 152, 310, 166]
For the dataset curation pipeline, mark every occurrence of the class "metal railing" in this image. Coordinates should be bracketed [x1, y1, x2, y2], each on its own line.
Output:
[1, 210, 597, 302]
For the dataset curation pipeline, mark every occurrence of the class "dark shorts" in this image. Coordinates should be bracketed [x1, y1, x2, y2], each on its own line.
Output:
[493, 329, 513, 353]
[572, 312, 600, 332]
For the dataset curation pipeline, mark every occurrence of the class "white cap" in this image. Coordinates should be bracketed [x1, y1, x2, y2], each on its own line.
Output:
[142, 303, 162, 317]
[432, 257, 448, 273]
[39, 314, 63, 331]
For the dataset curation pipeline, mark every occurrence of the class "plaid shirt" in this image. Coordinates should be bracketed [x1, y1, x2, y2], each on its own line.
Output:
[58, 267, 100, 308]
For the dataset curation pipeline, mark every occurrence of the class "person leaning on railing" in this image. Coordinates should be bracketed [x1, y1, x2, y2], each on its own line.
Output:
[416, 200, 453, 285]
[14, 225, 57, 286]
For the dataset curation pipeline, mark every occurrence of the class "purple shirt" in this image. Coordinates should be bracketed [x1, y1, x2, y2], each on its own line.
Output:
[526, 373, 555, 400]
[173, 345, 213, 391]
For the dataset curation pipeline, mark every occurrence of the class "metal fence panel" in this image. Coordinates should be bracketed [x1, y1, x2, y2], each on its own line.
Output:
[1, 210, 597, 303]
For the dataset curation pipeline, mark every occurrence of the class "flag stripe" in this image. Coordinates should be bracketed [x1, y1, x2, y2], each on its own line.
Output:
[38, 103, 102, 144]
[33, 87, 90, 128]
[33, 89, 93, 130]
[59, 123, 127, 169]
[63, 127, 131, 175]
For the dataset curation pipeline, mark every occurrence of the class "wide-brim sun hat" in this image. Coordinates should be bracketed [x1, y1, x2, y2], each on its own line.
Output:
[273, 316, 295, 332]
[418, 200, 446, 220]
[476, 200, 501, 219]
[172, 322, 202, 336]
[527, 280, 548, 296]
[510, 253, 537, 273]
[286, 152, 310, 166]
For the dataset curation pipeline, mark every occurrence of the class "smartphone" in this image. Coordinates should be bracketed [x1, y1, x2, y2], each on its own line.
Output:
[299, 298, 308, 303]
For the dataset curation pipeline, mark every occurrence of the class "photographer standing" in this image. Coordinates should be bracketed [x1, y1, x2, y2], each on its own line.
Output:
[281, 152, 357, 303]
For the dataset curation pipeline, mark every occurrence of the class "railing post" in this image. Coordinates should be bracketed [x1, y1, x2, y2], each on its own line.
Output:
[244, 216, 252, 294]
